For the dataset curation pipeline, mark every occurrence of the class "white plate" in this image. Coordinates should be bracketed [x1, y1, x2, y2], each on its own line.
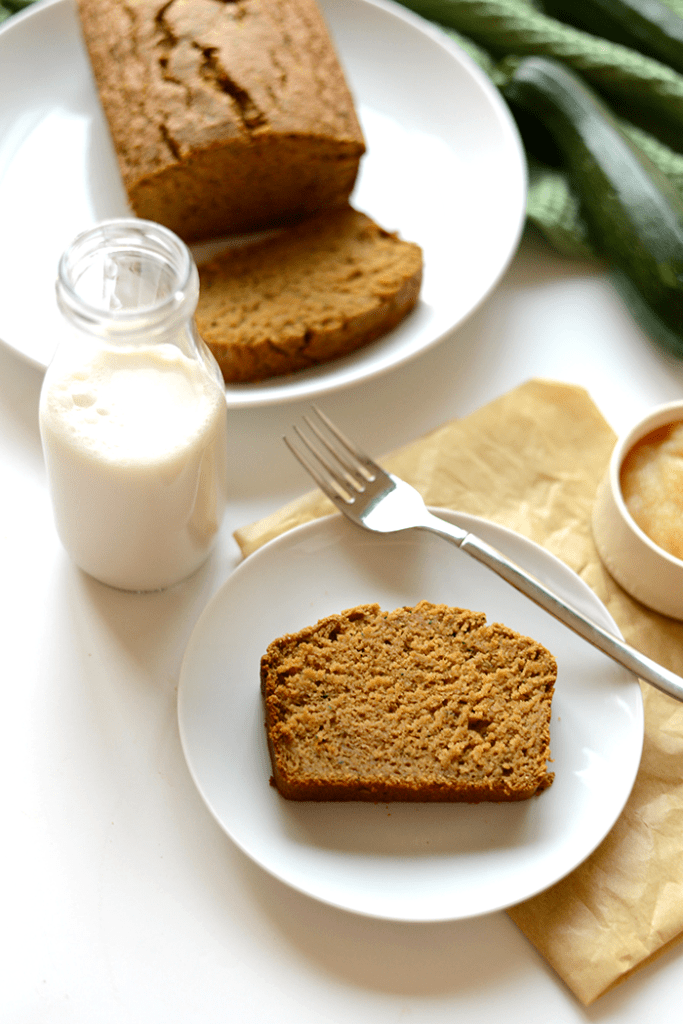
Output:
[0, 0, 526, 407]
[178, 510, 644, 922]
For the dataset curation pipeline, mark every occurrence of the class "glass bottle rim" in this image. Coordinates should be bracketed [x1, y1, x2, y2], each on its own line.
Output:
[56, 218, 197, 336]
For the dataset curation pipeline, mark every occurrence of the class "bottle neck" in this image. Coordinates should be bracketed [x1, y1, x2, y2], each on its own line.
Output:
[56, 218, 199, 347]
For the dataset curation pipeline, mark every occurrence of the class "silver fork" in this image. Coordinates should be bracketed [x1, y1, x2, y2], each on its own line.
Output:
[285, 405, 683, 704]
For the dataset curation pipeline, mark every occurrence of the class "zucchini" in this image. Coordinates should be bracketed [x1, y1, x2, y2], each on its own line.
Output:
[540, 0, 683, 76]
[502, 56, 683, 356]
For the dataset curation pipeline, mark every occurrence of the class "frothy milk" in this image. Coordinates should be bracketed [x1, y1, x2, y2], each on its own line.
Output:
[40, 341, 228, 591]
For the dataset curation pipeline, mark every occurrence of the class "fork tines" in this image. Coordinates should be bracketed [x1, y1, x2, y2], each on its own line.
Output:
[284, 406, 374, 504]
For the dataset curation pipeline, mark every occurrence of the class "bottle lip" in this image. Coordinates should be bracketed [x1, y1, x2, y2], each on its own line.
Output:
[56, 218, 197, 336]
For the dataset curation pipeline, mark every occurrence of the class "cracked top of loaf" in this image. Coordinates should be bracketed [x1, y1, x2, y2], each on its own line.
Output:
[77, 0, 366, 240]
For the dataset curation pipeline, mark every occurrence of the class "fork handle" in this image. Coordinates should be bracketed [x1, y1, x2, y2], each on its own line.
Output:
[424, 520, 683, 703]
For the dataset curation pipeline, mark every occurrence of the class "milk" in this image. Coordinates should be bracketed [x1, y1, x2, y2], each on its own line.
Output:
[40, 340, 228, 591]
[40, 218, 230, 592]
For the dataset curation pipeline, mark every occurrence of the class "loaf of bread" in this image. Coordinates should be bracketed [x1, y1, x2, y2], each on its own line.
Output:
[77, 0, 366, 242]
[196, 206, 423, 382]
[261, 602, 556, 802]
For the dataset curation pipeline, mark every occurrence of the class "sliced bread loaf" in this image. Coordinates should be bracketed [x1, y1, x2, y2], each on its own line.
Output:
[77, 0, 365, 242]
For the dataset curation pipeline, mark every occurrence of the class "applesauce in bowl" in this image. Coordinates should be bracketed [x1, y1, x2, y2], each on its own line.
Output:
[593, 401, 683, 620]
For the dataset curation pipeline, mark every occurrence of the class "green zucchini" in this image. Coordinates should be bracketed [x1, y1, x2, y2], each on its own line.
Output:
[502, 56, 683, 356]
[541, 0, 683, 76]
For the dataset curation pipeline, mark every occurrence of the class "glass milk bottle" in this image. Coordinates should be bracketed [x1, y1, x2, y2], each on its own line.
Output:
[39, 218, 228, 592]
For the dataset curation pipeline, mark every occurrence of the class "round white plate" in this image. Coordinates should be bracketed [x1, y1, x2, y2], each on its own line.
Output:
[0, 0, 526, 407]
[178, 510, 644, 922]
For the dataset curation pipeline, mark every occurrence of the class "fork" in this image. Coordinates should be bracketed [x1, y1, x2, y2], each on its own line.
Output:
[285, 406, 683, 704]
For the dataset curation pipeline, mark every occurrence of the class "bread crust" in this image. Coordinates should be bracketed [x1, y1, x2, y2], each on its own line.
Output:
[261, 602, 556, 802]
[196, 206, 423, 382]
[77, 0, 365, 241]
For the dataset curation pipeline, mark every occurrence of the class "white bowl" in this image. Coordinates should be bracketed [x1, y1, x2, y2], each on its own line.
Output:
[592, 400, 683, 619]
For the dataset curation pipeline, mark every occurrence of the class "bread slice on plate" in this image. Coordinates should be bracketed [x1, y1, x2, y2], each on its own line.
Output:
[196, 206, 423, 383]
[260, 601, 556, 802]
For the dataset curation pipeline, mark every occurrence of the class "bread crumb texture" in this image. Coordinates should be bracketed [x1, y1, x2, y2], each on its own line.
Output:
[77, 0, 365, 240]
[261, 601, 556, 802]
[196, 206, 423, 382]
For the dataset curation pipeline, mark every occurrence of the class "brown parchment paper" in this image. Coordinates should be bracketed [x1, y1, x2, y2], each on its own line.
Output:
[234, 379, 683, 1005]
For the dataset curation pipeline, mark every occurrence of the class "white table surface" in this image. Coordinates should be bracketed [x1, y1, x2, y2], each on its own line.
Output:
[4, 226, 683, 1022]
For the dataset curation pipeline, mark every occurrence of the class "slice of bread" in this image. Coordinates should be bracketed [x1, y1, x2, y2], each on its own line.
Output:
[77, 0, 365, 242]
[196, 206, 423, 383]
[261, 602, 556, 802]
